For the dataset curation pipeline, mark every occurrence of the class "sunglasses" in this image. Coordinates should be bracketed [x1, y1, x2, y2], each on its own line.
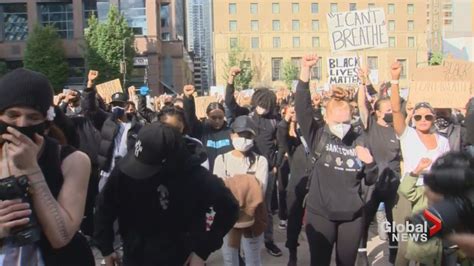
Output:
[414, 114, 435, 122]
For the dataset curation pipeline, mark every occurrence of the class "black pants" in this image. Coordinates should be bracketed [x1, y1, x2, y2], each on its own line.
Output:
[360, 180, 399, 250]
[277, 158, 290, 221]
[306, 212, 364, 266]
[285, 175, 309, 250]
[81, 165, 99, 236]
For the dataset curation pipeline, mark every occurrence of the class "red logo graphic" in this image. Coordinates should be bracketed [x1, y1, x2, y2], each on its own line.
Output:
[423, 209, 442, 236]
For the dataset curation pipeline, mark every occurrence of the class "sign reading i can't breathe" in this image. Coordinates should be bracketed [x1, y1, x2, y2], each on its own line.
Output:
[327, 8, 388, 52]
[327, 56, 361, 85]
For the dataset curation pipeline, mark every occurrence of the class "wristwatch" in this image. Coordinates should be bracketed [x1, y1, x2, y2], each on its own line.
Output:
[391, 80, 400, 85]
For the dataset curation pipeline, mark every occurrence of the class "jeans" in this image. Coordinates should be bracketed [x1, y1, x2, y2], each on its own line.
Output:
[222, 233, 264, 266]
[264, 172, 276, 243]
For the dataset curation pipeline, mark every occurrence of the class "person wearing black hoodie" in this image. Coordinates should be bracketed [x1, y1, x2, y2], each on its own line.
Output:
[94, 122, 239, 266]
[182, 85, 233, 171]
[225, 67, 282, 257]
[295, 55, 379, 266]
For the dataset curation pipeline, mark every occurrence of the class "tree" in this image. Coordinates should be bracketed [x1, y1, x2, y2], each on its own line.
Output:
[222, 45, 253, 90]
[23, 25, 69, 93]
[0, 62, 7, 77]
[429, 52, 444, 66]
[84, 5, 135, 85]
[282, 60, 299, 89]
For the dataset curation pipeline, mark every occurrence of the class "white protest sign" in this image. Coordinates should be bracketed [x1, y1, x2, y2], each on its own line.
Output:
[210, 86, 225, 98]
[327, 56, 361, 85]
[327, 8, 388, 52]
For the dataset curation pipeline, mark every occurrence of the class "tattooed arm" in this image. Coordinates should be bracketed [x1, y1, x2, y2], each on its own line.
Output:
[28, 151, 90, 248]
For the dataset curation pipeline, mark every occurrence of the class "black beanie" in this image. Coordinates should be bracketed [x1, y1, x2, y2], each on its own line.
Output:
[0, 68, 54, 116]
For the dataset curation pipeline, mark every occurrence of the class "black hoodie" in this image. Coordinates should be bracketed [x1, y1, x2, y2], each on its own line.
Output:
[225, 83, 279, 168]
[295, 80, 378, 221]
[94, 142, 239, 265]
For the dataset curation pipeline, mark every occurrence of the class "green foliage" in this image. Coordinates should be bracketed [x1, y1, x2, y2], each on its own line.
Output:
[222, 45, 253, 90]
[23, 24, 69, 93]
[282, 60, 299, 89]
[84, 5, 135, 85]
[429, 52, 444, 66]
[0, 61, 7, 77]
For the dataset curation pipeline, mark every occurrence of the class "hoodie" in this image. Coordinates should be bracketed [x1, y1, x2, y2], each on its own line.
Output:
[295, 80, 378, 221]
[94, 144, 239, 265]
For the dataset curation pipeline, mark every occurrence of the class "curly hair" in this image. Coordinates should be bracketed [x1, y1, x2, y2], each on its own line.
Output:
[251, 87, 277, 112]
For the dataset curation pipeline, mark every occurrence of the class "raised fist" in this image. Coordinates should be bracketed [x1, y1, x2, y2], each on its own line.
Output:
[183, 85, 196, 97]
[390, 61, 402, 80]
[301, 54, 319, 68]
[88, 70, 99, 82]
[229, 67, 241, 77]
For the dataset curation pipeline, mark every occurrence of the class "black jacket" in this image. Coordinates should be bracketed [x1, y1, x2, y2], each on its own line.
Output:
[82, 87, 142, 171]
[225, 83, 278, 168]
[94, 147, 239, 265]
[295, 80, 378, 221]
[183, 96, 233, 170]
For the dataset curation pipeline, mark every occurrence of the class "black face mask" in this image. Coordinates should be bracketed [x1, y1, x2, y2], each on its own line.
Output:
[126, 113, 135, 121]
[0, 120, 46, 141]
[383, 113, 394, 124]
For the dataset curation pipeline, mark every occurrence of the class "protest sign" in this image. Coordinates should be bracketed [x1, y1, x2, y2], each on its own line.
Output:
[442, 59, 474, 86]
[96, 79, 123, 103]
[195, 96, 217, 119]
[210, 86, 225, 98]
[327, 56, 361, 85]
[327, 8, 388, 52]
[408, 81, 470, 108]
[238, 89, 254, 107]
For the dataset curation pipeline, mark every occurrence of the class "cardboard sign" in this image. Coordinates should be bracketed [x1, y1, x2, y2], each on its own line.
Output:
[95, 79, 123, 103]
[327, 8, 388, 52]
[408, 81, 470, 108]
[327, 56, 361, 84]
[442, 59, 474, 86]
[195, 96, 217, 119]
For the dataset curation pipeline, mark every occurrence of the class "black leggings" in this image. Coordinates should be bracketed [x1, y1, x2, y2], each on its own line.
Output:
[285, 175, 309, 250]
[306, 212, 364, 266]
[277, 158, 290, 220]
[360, 181, 399, 249]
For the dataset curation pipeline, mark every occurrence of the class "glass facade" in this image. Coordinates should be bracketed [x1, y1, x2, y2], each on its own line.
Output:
[120, 0, 146, 35]
[83, 0, 97, 28]
[0, 3, 28, 41]
[38, 3, 74, 39]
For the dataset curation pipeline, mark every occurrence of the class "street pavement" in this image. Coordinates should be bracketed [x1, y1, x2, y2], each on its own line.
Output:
[94, 214, 391, 265]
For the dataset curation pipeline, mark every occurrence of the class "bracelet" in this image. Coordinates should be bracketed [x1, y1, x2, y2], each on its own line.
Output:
[24, 168, 43, 177]
[391, 80, 400, 85]
[29, 179, 46, 187]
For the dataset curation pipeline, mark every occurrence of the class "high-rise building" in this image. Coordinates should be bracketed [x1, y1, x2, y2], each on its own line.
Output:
[0, 0, 193, 94]
[213, 0, 429, 88]
[186, 0, 213, 92]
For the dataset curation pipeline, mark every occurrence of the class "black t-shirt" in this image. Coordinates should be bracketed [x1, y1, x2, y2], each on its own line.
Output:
[365, 116, 401, 177]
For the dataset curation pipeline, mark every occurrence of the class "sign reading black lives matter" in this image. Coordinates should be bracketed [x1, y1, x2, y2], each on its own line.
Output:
[327, 56, 361, 85]
[327, 8, 388, 52]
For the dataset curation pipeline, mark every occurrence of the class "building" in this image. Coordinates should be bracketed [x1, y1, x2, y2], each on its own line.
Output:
[186, 0, 213, 93]
[0, 0, 192, 94]
[213, 0, 429, 89]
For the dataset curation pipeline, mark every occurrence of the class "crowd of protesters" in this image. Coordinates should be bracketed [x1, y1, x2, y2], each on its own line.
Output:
[0, 53, 473, 266]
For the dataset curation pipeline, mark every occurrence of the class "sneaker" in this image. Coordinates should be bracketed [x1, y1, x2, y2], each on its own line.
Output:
[278, 220, 287, 230]
[265, 242, 283, 257]
[376, 210, 388, 240]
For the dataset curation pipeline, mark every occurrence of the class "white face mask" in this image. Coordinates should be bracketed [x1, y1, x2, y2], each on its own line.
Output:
[329, 123, 351, 139]
[232, 137, 254, 152]
[256, 106, 268, 115]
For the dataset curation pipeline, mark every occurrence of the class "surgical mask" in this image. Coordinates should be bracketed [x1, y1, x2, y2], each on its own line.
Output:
[256, 106, 269, 116]
[434, 117, 451, 131]
[383, 113, 394, 124]
[329, 123, 351, 140]
[232, 137, 254, 152]
[0, 120, 46, 141]
[112, 106, 125, 118]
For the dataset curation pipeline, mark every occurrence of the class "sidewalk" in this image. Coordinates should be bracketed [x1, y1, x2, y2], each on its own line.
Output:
[94, 215, 391, 265]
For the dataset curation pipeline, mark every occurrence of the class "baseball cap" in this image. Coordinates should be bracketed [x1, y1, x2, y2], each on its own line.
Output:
[231, 116, 257, 136]
[119, 123, 183, 179]
[414, 102, 435, 113]
[110, 92, 128, 106]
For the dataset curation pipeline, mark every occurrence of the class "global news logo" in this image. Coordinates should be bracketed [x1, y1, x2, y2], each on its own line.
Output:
[383, 209, 442, 242]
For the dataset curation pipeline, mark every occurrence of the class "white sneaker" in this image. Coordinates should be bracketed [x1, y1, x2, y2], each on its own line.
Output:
[376, 210, 388, 240]
[278, 220, 287, 230]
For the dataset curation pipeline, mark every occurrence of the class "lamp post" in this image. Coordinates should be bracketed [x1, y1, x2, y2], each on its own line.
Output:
[121, 37, 129, 89]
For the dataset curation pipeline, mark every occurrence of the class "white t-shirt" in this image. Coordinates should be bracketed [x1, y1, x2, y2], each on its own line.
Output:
[400, 127, 450, 182]
[213, 151, 269, 194]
